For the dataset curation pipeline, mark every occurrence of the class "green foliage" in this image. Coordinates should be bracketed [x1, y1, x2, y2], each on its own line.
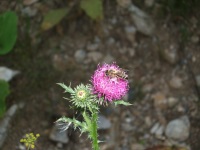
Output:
[0, 11, 18, 55]
[159, 0, 200, 17]
[80, 0, 103, 20]
[57, 83, 74, 94]
[0, 80, 10, 117]
[41, 8, 69, 30]
[114, 100, 132, 106]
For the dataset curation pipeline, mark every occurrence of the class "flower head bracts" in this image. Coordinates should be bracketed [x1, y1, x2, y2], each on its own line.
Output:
[91, 63, 129, 102]
[70, 84, 98, 110]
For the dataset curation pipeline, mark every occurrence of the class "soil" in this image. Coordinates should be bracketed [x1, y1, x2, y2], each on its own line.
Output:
[0, 0, 200, 150]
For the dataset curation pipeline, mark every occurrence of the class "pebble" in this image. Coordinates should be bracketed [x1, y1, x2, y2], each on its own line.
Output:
[165, 116, 190, 141]
[129, 4, 155, 36]
[87, 52, 103, 63]
[0, 104, 18, 148]
[152, 92, 167, 109]
[49, 123, 69, 144]
[86, 43, 99, 51]
[0, 67, 19, 82]
[145, 0, 155, 7]
[191, 35, 199, 43]
[163, 48, 177, 64]
[21, 7, 37, 17]
[169, 76, 183, 89]
[23, 0, 38, 5]
[167, 97, 178, 107]
[98, 115, 111, 130]
[195, 75, 200, 87]
[102, 54, 115, 63]
[106, 37, 115, 45]
[74, 49, 86, 63]
[131, 143, 145, 150]
[117, 0, 132, 8]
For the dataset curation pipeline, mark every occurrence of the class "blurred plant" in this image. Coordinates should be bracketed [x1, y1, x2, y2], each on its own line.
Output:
[0, 80, 10, 117]
[41, 0, 103, 31]
[57, 63, 131, 150]
[0, 11, 18, 54]
[158, 0, 200, 18]
[20, 133, 40, 150]
[0, 11, 18, 118]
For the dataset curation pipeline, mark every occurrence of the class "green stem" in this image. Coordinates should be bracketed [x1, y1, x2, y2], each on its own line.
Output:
[91, 111, 99, 150]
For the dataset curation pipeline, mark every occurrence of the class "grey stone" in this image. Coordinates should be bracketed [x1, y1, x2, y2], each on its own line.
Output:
[49, 123, 69, 144]
[74, 49, 86, 63]
[195, 75, 200, 87]
[128, 4, 155, 36]
[0, 104, 19, 148]
[169, 76, 183, 89]
[86, 43, 99, 51]
[165, 116, 190, 141]
[102, 54, 115, 64]
[0, 67, 20, 82]
[145, 0, 155, 7]
[87, 52, 103, 63]
[98, 115, 111, 130]
[21, 7, 37, 17]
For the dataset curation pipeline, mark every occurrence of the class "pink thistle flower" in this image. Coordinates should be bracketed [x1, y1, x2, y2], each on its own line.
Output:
[91, 63, 129, 102]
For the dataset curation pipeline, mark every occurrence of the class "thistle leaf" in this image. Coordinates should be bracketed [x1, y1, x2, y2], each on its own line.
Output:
[57, 83, 74, 94]
[114, 100, 132, 106]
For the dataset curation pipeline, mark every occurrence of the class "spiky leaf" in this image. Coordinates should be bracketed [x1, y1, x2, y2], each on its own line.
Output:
[114, 100, 132, 106]
[57, 83, 74, 94]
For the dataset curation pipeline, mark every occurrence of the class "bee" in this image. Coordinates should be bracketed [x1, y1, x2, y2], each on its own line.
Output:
[105, 68, 128, 80]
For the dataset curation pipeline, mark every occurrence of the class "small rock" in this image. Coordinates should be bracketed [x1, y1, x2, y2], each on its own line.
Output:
[165, 116, 190, 141]
[117, 0, 132, 8]
[167, 97, 178, 107]
[49, 123, 69, 144]
[163, 48, 177, 64]
[150, 122, 159, 134]
[152, 92, 167, 109]
[0, 104, 19, 147]
[0, 67, 19, 82]
[106, 37, 115, 45]
[131, 143, 145, 150]
[87, 52, 103, 63]
[23, 0, 38, 5]
[125, 26, 137, 34]
[98, 115, 111, 130]
[195, 75, 200, 87]
[21, 7, 37, 17]
[86, 43, 99, 51]
[145, 116, 152, 127]
[191, 35, 199, 43]
[128, 48, 135, 57]
[129, 4, 155, 36]
[74, 49, 86, 63]
[169, 76, 183, 89]
[145, 0, 155, 7]
[142, 84, 153, 93]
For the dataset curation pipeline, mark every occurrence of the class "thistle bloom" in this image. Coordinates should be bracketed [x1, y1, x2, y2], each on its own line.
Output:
[91, 63, 129, 102]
